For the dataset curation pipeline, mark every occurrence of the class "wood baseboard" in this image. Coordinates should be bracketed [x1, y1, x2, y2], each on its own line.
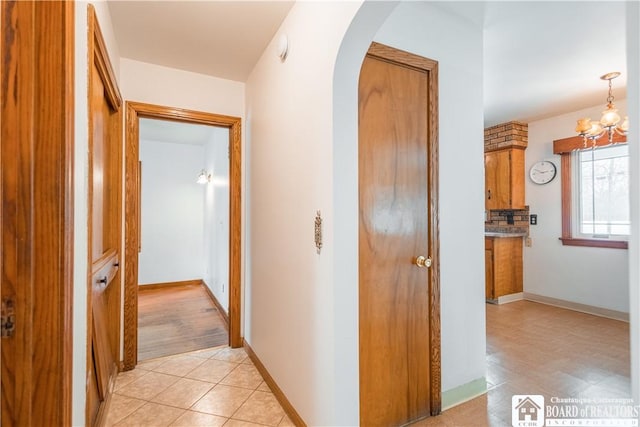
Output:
[138, 279, 203, 291]
[523, 292, 629, 322]
[202, 281, 229, 331]
[244, 341, 306, 427]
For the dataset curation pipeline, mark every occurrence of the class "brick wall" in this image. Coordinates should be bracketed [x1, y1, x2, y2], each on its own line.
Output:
[484, 121, 528, 152]
[485, 207, 530, 234]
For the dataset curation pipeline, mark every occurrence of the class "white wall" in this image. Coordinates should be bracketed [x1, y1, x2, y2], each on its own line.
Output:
[245, 3, 362, 424]
[138, 140, 205, 284]
[120, 58, 245, 117]
[203, 128, 230, 311]
[524, 100, 629, 313]
[246, 1, 485, 425]
[625, 0, 639, 403]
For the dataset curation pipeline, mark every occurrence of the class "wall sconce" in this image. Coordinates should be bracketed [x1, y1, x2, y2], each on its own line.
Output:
[197, 169, 212, 184]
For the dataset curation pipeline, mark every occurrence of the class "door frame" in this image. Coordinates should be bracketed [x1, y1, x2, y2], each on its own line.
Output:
[86, 4, 123, 425]
[0, 1, 75, 424]
[359, 42, 442, 415]
[123, 102, 243, 370]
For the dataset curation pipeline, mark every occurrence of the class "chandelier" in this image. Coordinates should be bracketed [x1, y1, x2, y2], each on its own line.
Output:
[575, 72, 629, 143]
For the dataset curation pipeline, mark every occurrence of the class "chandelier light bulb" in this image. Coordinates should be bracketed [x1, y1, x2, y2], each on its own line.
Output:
[600, 107, 620, 128]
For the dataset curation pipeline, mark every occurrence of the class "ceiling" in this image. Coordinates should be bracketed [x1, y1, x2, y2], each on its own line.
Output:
[108, 1, 294, 82]
[109, 1, 628, 126]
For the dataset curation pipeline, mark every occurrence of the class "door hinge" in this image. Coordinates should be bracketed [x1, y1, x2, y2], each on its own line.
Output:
[1, 297, 16, 338]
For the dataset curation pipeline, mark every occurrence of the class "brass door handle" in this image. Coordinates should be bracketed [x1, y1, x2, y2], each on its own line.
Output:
[415, 256, 432, 268]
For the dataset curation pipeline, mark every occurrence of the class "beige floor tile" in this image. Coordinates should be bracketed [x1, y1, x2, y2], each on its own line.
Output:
[223, 419, 266, 427]
[153, 355, 207, 377]
[278, 415, 295, 427]
[117, 371, 181, 401]
[152, 377, 215, 409]
[220, 364, 263, 390]
[114, 402, 185, 427]
[189, 346, 226, 359]
[114, 369, 150, 391]
[257, 381, 271, 393]
[138, 357, 168, 371]
[104, 393, 146, 426]
[191, 384, 253, 417]
[210, 347, 248, 363]
[232, 391, 285, 426]
[170, 410, 228, 426]
[187, 359, 239, 383]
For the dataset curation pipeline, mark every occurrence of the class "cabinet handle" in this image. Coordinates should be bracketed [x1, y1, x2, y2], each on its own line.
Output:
[487, 189, 491, 200]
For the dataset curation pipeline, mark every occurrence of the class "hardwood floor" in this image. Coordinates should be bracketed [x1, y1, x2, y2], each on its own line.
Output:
[412, 300, 630, 426]
[138, 283, 228, 361]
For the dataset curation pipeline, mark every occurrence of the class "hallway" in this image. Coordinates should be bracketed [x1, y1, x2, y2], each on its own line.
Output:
[105, 346, 293, 426]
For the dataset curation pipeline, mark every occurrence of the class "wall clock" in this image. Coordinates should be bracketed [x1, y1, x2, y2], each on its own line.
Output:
[529, 160, 557, 185]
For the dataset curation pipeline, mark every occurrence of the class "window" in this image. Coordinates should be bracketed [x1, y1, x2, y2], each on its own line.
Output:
[553, 132, 628, 249]
[575, 144, 629, 238]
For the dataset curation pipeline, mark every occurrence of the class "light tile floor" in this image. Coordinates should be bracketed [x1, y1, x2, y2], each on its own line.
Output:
[105, 346, 294, 427]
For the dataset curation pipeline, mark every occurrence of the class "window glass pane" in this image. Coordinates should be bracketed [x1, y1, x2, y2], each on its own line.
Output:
[578, 145, 629, 237]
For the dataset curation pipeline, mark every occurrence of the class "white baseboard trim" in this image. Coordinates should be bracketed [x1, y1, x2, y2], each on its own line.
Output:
[523, 292, 629, 322]
[486, 292, 523, 305]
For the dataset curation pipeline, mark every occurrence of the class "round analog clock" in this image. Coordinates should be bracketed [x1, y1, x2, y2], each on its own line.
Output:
[529, 160, 557, 185]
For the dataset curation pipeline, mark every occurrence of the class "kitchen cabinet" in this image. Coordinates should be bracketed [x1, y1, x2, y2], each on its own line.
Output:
[484, 147, 525, 210]
[485, 236, 523, 301]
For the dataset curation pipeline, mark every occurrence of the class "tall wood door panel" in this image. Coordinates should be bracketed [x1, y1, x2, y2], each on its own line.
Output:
[86, 6, 123, 426]
[1, 2, 74, 425]
[359, 44, 440, 427]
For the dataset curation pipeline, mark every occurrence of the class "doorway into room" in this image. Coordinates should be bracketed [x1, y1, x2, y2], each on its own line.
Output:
[135, 118, 231, 361]
[122, 102, 242, 370]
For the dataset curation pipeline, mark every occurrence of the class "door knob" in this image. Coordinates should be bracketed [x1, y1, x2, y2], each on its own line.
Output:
[415, 255, 432, 268]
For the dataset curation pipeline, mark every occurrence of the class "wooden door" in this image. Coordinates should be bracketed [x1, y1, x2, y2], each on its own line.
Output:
[1, 2, 74, 425]
[359, 43, 440, 426]
[86, 6, 123, 425]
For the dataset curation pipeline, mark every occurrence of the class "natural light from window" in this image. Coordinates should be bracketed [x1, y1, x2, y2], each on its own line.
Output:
[576, 144, 630, 238]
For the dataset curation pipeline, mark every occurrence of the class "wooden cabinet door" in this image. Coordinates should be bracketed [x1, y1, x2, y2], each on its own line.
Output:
[485, 239, 494, 299]
[485, 148, 525, 210]
[485, 150, 511, 210]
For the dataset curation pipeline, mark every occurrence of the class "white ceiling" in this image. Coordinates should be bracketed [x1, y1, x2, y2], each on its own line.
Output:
[108, 0, 294, 82]
[109, 1, 628, 126]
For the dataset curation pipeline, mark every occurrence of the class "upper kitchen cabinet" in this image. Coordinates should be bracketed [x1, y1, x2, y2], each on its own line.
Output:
[485, 147, 525, 210]
[484, 121, 528, 210]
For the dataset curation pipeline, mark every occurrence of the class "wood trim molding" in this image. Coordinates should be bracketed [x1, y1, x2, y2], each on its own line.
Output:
[244, 342, 306, 427]
[560, 154, 572, 239]
[123, 102, 242, 371]
[362, 42, 442, 416]
[90, 5, 121, 110]
[1, 1, 75, 424]
[559, 237, 628, 249]
[138, 280, 204, 291]
[553, 132, 627, 154]
[202, 281, 230, 330]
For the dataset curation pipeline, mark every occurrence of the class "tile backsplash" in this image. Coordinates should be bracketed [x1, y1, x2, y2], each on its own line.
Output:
[485, 207, 530, 234]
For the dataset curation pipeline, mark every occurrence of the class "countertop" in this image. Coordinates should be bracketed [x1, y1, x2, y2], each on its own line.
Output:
[484, 231, 527, 238]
